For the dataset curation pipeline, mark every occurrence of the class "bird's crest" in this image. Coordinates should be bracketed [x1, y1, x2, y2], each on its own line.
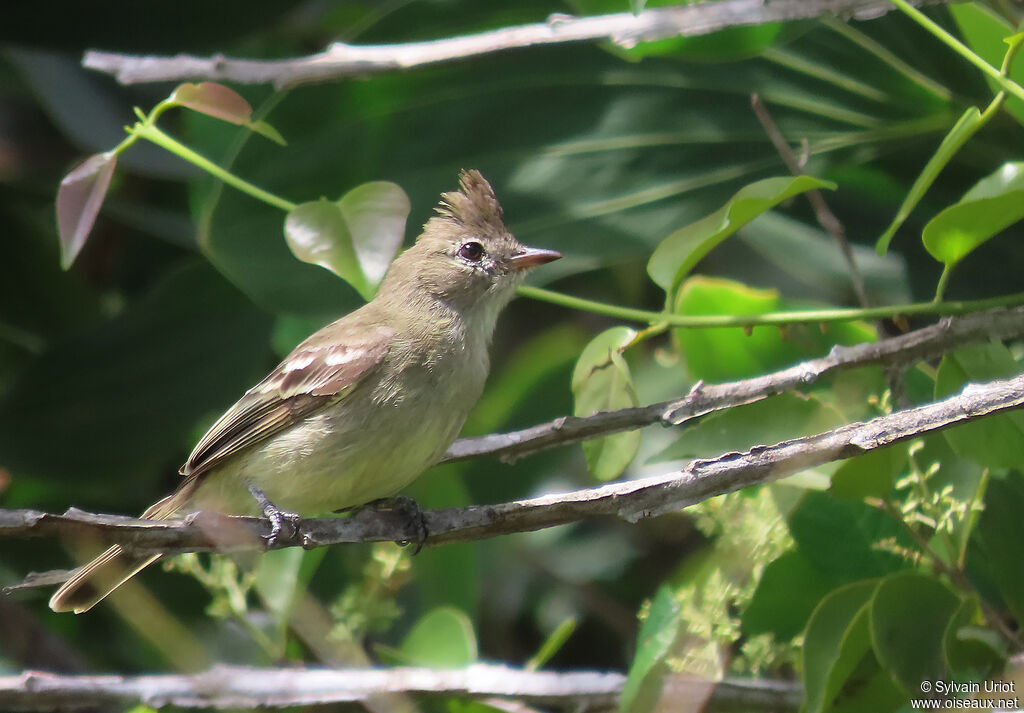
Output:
[436, 169, 505, 232]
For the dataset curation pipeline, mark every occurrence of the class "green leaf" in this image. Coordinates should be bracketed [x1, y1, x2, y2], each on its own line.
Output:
[248, 119, 287, 147]
[400, 607, 478, 668]
[621, 586, 680, 713]
[671, 276, 874, 382]
[647, 175, 835, 293]
[869, 572, 959, 694]
[285, 199, 362, 293]
[572, 326, 641, 480]
[923, 162, 1024, 267]
[652, 392, 844, 462]
[802, 580, 877, 713]
[829, 446, 906, 502]
[950, 4, 1024, 126]
[0, 262, 272, 501]
[339, 182, 412, 288]
[973, 472, 1024, 624]
[934, 343, 1024, 470]
[943, 597, 1005, 676]
[284, 182, 410, 301]
[742, 549, 839, 641]
[56, 151, 117, 269]
[789, 491, 907, 582]
[875, 106, 983, 255]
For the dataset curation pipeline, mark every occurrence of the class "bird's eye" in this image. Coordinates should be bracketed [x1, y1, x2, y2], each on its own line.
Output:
[458, 241, 484, 261]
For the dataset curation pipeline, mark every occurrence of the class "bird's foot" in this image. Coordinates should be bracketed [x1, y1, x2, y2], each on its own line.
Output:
[347, 496, 428, 554]
[247, 485, 302, 549]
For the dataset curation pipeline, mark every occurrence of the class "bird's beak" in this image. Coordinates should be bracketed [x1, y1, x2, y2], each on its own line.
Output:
[509, 246, 562, 271]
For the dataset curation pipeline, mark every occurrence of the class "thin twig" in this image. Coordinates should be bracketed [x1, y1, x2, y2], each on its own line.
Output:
[445, 306, 1024, 464]
[750, 93, 870, 307]
[82, 0, 953, 87]
[3, 373, 1023, 561]
[0, 665, 803, 712]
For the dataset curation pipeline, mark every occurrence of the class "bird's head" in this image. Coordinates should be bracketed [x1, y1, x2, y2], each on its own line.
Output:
[380, 170, 561, 316]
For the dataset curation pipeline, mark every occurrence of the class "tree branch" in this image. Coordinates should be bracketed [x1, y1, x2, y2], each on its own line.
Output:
[0, 665, 802, 712]
[82, 0, 952, 87]
[443, 306, 1024, 463]
[4, 373, 1023, 561]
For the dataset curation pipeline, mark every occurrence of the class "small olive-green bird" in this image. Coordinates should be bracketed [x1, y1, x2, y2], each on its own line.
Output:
[50, 169, 561, 613]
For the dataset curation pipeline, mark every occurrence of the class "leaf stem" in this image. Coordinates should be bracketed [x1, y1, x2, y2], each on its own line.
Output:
[888, 0, 1024, 104]
[933, 264, 954, 302]
[518, 285, 1024, 328]
[131, 123, 297, 213]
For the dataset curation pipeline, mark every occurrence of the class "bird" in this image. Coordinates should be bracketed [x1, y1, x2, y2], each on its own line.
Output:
[50, 169, 561, 613]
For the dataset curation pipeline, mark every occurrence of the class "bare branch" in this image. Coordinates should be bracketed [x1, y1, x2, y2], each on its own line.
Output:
[82, 0, 952, 87]
[0, 666, 801, 712]
[750, 93, 869, 308]
[444, 306, 1024, 463]
[4, 373, 1023, 561]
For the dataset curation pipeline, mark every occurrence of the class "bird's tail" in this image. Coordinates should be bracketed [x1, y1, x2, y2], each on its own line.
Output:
[49, 495, 180, 614]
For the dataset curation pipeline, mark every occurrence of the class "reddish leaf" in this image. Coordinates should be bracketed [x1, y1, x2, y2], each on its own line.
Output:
[170, 82, 253, 125]
[56, 152, 117, 269]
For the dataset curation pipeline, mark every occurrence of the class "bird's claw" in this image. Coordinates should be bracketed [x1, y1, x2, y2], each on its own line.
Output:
[247, 485, 302, 549]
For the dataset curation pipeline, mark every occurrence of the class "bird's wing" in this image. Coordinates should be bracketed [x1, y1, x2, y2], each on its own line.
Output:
[180, 323, 395, 479]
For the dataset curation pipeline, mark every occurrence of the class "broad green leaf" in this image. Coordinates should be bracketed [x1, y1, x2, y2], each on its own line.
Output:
[621, 586, 680, 713]
[934, 343, 1024, 470]
[648, 175, 835, 293]
[170, 82, 254, 125]
[56, 151, 117, 269]
[829, 446, 905, 501]
[974, 472, 1024, 624]
[789, 491, 907, 582]
[869, 572, 959, 694]
[875, 107, 983, 255]
[943, 597, 1005, 676]
[671, 276, 874, 382]
[652, 392, 844, 462]
[802, 580, 877, 713]
[400, 607, 478, 668]
[923, 162, 1024, 267]
[0, 262, 272, 500]
[572, 326, 641, 480]
[284, 182, 410, 301]
[951, 4, 1024, 126]
[285, 199, 363, 294]
[742, 549, 839, 641]
[339, 182, 411, 288]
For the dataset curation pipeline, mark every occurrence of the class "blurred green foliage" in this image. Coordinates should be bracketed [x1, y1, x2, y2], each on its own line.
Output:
[1, 2, 1024, 712]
